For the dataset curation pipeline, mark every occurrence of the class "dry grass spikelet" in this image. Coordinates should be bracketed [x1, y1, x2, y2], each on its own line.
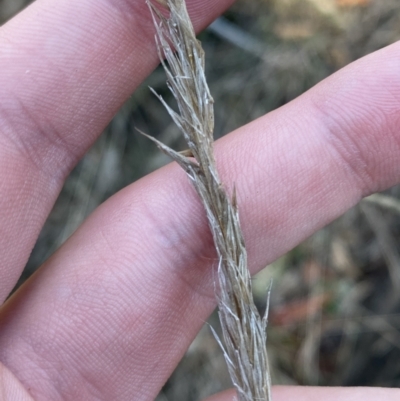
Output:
[141, 1, 272, 400]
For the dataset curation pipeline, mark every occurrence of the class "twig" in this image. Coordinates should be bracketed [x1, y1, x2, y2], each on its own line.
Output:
[208, 17, 268, 59]
[363, 193, 400, 216]
[142, 1, 272, 399]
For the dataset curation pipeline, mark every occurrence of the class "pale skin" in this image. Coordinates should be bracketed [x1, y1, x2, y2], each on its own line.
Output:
[0, 0, 400, 400]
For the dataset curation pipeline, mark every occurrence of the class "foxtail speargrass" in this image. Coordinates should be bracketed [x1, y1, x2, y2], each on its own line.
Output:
[142, 1, 272, 399]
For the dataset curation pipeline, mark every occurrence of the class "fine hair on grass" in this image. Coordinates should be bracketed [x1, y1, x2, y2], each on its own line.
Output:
[141, 1, 272, 400]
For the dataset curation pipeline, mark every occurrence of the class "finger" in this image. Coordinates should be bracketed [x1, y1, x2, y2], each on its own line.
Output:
[203, 387, 400, 401]
[1, 41, 400, 400]
[0, 364, 34, 401]
[0, 0, 234, 302]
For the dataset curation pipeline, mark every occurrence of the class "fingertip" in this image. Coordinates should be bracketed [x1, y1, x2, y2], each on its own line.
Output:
[203, 386, 400, 401]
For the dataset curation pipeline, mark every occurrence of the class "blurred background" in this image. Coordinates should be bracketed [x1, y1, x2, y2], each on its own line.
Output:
[3, 0, 400, 399]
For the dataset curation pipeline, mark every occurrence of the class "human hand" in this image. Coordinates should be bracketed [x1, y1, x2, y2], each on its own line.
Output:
[0, 0, 399, 400]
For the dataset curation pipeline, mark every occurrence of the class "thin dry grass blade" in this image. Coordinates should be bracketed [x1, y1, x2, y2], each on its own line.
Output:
[143, 1, 272, 400]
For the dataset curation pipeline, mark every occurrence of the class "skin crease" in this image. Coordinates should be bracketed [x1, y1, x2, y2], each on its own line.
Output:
[0, 0, 399, 400]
